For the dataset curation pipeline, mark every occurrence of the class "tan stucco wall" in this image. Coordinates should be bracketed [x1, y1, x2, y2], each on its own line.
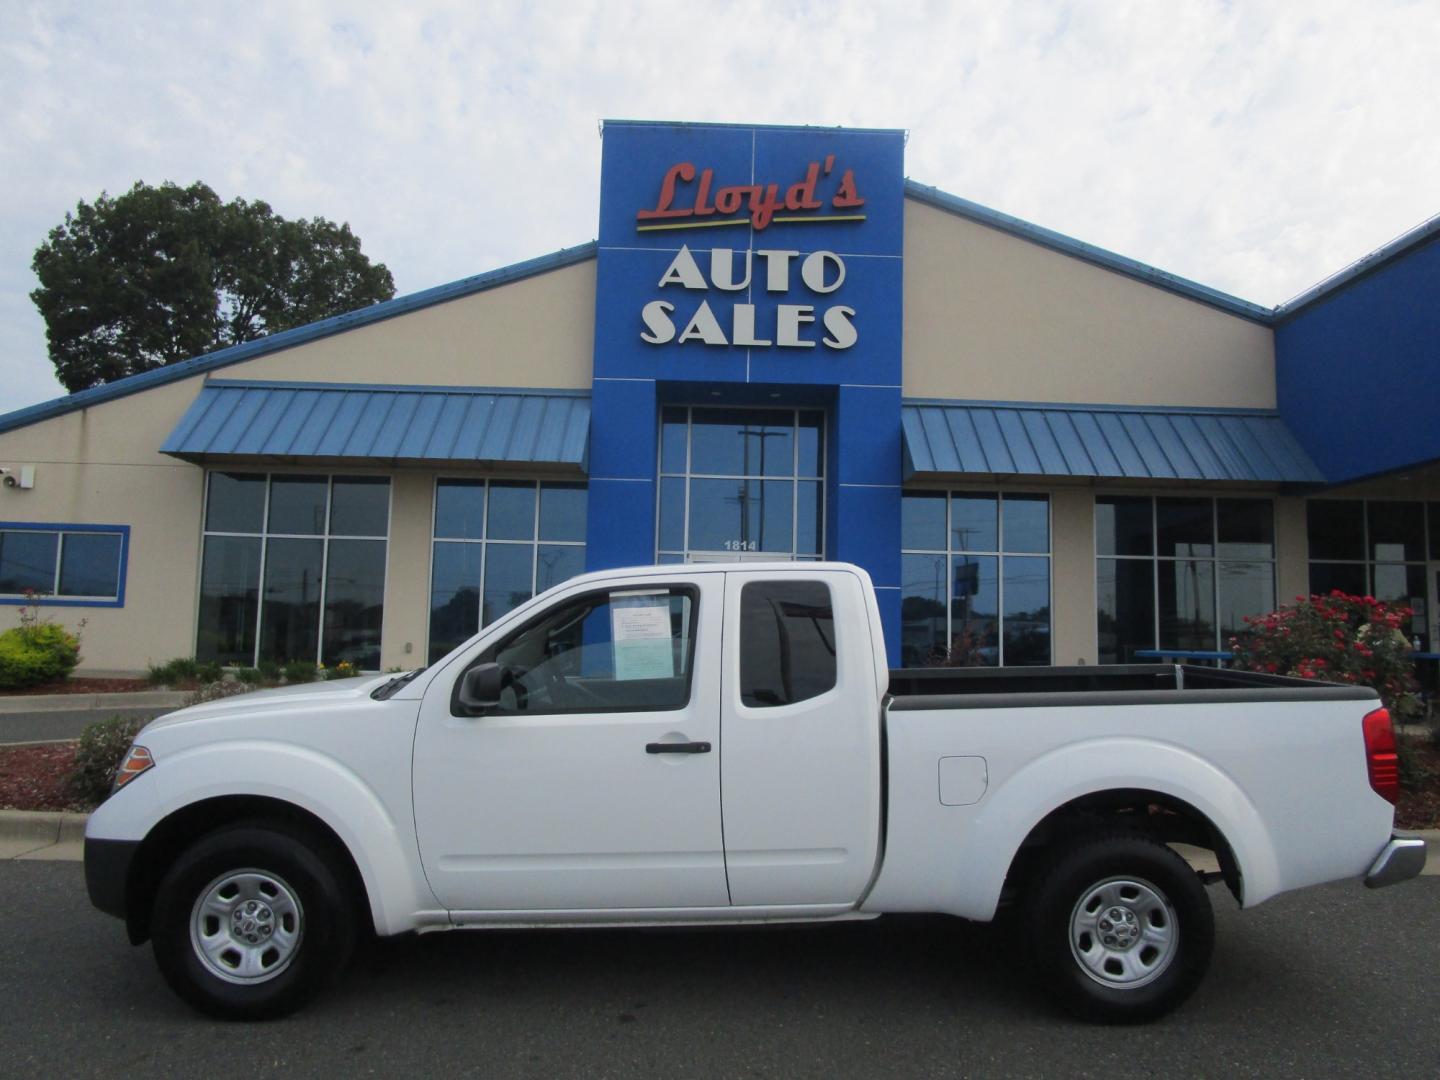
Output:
[228, 260, 596, 388]
[902, 200, 1276, 409]
[0, 378, 209, 670]
[1050, 488, 1098, 665]
[1275, 496, 1310, 606]
[381, 471, 438, 668]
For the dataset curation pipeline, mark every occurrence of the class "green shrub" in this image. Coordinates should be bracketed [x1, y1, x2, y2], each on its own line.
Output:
[146, 657, 201, 686]
[69, 715, 146, 804]
[1230, 591, 1420, 717]
[182, 680, 252, 707]
[0, 623, 82, 689]
[257, 658, 282, 681]
[322, 660, 359, 681]
[196, 660, 224, 684]
[234, 666, 263, 685]
[283, 659, 319, 683]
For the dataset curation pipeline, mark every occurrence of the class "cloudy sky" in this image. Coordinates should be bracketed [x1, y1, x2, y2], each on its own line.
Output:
[2, 0, 1437, 412]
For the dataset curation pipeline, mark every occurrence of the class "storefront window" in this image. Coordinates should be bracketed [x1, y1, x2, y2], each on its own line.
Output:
[197, 473, 389, 669]
[1097, 496, 1275, 663]
[901, 491, 1051, 667]
[427, 479, 586, 662]
[656, 407, 824, 561]
[0, 525, 127, 603]
[1306, 499, 1432, 644]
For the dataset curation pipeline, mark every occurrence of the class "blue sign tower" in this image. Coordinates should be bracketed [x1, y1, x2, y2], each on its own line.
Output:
[586, 121, 907, 654]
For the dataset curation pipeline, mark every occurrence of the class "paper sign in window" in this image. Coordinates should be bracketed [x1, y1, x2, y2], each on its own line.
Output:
[611, 594, 674, 681]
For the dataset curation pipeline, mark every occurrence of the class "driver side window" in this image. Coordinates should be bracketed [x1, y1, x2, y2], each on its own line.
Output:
[477, 586, 696, 714]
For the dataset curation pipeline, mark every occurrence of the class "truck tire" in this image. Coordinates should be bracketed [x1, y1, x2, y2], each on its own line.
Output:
[1021, 832, 1214, 1023]
[150, 823, 356, 1020]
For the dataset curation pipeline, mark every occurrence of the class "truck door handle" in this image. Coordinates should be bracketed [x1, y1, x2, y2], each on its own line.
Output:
[646, 741, 711, 754]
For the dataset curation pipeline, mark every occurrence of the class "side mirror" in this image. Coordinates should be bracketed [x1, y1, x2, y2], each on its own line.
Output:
[457, 662, 504, 714]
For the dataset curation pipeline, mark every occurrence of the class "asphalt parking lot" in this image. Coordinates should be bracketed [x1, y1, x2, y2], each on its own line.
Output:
[5, 861, 1438, 1079]
[0, 706, 170, 745]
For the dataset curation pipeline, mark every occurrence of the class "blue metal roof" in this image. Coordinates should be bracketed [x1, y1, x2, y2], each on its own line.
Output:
[161, 381, 590, 470]
[0, 242, 597, 437]
[901, 400, 1324, 484]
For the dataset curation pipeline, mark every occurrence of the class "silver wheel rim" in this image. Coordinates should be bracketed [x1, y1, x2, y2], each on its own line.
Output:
[189, 868, 304, 985]
[1068, 876, 1177, 989]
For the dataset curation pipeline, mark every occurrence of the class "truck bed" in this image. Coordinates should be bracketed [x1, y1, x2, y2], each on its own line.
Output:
[887, 664, 1377, 708]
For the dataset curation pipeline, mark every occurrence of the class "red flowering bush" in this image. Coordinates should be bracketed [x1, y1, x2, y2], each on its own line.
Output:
[1229, 591, 1420, 720]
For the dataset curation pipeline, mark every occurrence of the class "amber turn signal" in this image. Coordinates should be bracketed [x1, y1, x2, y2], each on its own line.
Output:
[113, 745, 155, 792]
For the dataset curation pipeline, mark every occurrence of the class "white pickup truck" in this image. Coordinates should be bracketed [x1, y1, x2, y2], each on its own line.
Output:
[84, 562, 1426, 1022]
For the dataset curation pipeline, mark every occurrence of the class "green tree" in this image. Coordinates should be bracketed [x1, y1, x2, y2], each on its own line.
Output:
[31, 181, 396, 392]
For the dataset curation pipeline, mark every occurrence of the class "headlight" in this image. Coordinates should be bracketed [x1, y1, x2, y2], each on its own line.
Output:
[113, 745, 155, 792]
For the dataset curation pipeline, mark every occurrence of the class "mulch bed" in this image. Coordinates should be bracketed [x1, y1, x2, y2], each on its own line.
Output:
[0, 742, 91, 813]
[1397, 738, 1440, 830]
[1, 677, 153, 696]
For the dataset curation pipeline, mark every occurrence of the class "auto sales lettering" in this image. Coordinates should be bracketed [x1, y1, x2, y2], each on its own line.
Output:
[635, 156, 863, 351]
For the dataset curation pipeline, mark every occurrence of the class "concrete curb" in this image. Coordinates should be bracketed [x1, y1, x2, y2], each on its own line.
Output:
[0, 691, 188, 714]
[0, 808, 89, 846]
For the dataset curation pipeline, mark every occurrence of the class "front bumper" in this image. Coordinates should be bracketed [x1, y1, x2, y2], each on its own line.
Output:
[84, 836, 140, 920]
[1363, 835, 1428, 889]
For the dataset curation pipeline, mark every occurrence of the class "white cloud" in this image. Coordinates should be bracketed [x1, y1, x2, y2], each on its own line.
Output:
[1, 0, 1437, 411]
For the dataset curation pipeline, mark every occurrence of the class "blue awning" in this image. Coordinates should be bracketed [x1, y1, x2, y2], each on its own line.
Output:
[162, 380, 590, 471]
[901, 401, 1324, 484]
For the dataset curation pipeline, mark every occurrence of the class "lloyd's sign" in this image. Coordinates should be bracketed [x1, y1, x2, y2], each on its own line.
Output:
[635, 154, 866, 232]
[634, 153, 864, 352]
[594, 121, 904, 387]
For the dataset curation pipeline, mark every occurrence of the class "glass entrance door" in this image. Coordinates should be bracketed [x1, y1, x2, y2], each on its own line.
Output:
[656, 407, 825, 564]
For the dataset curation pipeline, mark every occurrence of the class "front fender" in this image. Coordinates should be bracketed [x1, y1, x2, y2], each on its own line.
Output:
[87, 740, 438, 936]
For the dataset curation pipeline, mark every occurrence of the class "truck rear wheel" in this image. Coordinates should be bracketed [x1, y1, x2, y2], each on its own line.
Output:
[151, 823, 356, 1020]
[1022, 832, 1214, 1023]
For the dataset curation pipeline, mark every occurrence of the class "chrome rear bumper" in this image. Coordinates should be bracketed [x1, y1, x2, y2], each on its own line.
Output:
[1364, 835, 1428, 889]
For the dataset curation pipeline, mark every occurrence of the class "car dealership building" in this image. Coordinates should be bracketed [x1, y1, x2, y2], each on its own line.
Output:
[2, 120, 1438, 675]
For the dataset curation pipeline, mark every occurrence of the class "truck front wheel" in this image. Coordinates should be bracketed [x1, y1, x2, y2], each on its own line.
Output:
[1022, 832, 1214, 1023]
[150, 823, 356, 1020]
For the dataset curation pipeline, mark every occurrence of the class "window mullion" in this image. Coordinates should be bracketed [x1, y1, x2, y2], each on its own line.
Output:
[314, 478, 333, 666]
[1151, 498, 1160, 652]
[531, 481, 541, 595]
[252, 475, 272, 668]
[996, 494, 1005, 667]
[791, 409, 799, 560]
[683, 408, 692, 560]
[477, 480, 489, 629]
[1211, 497, 1220, 653]
[944, 492, 953, 655]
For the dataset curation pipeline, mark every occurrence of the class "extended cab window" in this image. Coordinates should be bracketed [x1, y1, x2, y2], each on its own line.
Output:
[468, 586, 696, 715]
[739, 580, 836, 707]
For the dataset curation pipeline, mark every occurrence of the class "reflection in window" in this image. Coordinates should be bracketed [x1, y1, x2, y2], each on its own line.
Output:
[428, 479, 587, 662]
[900, 491, 1051, 667]
[657, 407, 823, 561]
[739, 580, 837, 707]
[1306, 500, 1434, 645]
[198, 536, 261, 666]
[197, 472, 389, 669]
[0, 526, 126, 602]
[1097, 496, 1274, 664]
